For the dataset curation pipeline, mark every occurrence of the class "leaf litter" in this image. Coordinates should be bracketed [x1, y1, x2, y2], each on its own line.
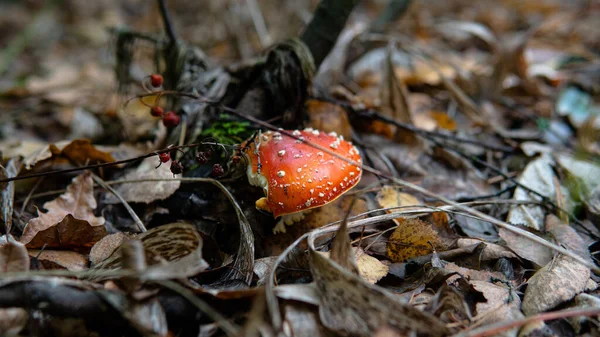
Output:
[0, 1, 600, 337]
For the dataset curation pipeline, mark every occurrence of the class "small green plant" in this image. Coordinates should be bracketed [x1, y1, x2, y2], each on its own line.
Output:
[200, 115, 253, 145]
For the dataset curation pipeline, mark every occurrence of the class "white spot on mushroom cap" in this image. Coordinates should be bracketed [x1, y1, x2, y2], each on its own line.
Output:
[278, 150, 286, 157]
[318, 192, 325, 198]
[277, 170, 286, 177]
[297, 168, 302, 173]
[293, 130, 301, 136]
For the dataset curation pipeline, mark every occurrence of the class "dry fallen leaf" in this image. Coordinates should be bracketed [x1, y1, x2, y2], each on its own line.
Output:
[309, 248, 449, 336]
[471, 280, 523, 337]
[20, 172, 106, 250]
[89, 232, 131, 267]
[506, 155, 561, 230]
[322, 247, 389, 285]
[498, 225, 553, 268]
[91, 222, 208, 280]
[0, 239, 29, 273]
[104, 157, 181, 204]
[0, 139, 115, 170]
[387, 218, 454, 263]
[28, 250, 88, 271]
[522, 254, 590, 315]
[306, 99, 353, 139]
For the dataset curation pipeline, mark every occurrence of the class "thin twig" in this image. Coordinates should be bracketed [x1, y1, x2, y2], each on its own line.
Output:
[451, 307, 600, 337]
[0, 141, 226, 184]
[91, 174, 146, 233]
[321, 97, 514, 153]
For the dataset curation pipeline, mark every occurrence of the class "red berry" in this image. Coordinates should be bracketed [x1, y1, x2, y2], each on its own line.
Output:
[150, 74, 163, 87]
[211, 163, 224, 177]
[162, 111, 180, 128]
[204, 150, 212, 158]
[151, 106, 164, 117]
[170, 160, 184, 175]
[196, 152, 208, 164]
[159, 152, 170, 163]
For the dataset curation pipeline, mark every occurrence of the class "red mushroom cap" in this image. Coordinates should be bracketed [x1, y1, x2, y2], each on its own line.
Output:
[241, 128, 362, 218]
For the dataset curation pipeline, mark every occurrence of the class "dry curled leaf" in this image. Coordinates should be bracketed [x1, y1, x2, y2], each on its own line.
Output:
[104, 157, 181, 204]
[20, 173, 106, 250]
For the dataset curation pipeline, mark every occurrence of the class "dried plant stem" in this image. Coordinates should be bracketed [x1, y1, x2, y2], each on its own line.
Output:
[451, 307, 600, 337]
[91, 174, 146, 233]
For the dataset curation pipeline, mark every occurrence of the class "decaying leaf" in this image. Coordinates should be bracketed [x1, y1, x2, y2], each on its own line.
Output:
[567, 293, 600, 333]
[20, 173, 107, 250]
[522, 254, 590, 315]
[283, 302, 336, 337]
[387, 218, 454, 263]
[309, 248, 449, 336]
[28, 250, 88, 271]
[91, 223, 208, 280]
[471, 280, 523, 337]
[0, 239, 29, 273]
[306, 99, 353, 139]
[498, 224, 553, 268]
[376, 186, 422, 213]
[456, 238, 518, 261]
[545, 215, 594, 265]
[89, 232, 131, 267]
[506, 155, 563, 230]
[0, 139, 115, 170]
[322, 247, 389, 285]
[104, 157, 181, 204]
[329, 220, 360, 275]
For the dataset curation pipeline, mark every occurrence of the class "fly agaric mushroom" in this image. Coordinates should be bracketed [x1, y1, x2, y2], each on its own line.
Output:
[239, 128, 362, 233]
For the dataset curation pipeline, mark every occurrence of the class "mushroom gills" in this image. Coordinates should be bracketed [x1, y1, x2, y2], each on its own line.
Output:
[273, 211, 309, 233]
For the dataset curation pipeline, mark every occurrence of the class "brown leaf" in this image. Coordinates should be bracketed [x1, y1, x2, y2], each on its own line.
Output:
[522, 254, 590, 315]
[309, 248, 449, 336]
[28, 249, 88, 271]
[329, 220, 360, 275]
[306, 99, 353, 140]
[322, 247, 389, 285]
[387, 218, 454, 263]
[91, 223, 208, 280]
[0, 139, 115, 170]
[89, 232, 131, 267]
[0, 308, 28, 336]
[545, 214, 594, 265]
[104, 157, 181, 204]
[57, 139, 115, 166]
[20, 173, 106, 250]
[498, 225, 553, 268]
[0, 239, 29, 272]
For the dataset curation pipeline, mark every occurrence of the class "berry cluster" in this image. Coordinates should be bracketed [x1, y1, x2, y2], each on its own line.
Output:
[146, 74, 180, 128]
